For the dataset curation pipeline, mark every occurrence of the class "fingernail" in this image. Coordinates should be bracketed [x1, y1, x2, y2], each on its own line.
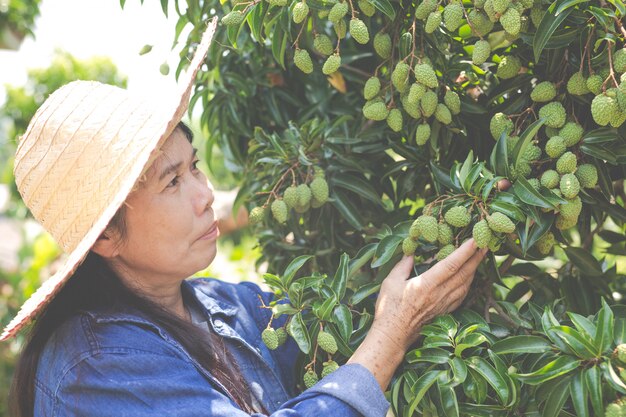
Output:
[481, 248, 489, 256]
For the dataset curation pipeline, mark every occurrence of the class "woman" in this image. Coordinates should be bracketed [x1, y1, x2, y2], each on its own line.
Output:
[5, 21, 487, 417]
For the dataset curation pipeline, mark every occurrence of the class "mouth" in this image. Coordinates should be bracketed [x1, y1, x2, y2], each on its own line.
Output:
[197, 221, 219, 241]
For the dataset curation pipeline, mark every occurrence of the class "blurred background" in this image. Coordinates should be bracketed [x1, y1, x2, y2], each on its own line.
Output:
[0, 1, 261, 413]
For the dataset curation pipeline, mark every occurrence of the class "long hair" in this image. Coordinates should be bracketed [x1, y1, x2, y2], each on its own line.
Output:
[9, 122, 259, 416]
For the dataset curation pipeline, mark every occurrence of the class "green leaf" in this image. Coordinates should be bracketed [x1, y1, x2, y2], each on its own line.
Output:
[467, 357, 510, 405]
[567, 312, 597, 341]
[514, 356, 580, 385]
[555, 0, 588, 13]
[348, 243, 377, 278]
[331, 253, 349, 300]
[438, 384, 460, 417]
[331, 173, 384, 207]
[406, 370, 444, 417]
[569, 371, 589, 417]
[282, 255, 314, 287]
[371, 235, 403, 268]
[601, 361, 626, 394]
[464, 163, 485, 193]
[454, 333, 489, 357]
[431, 161, 460, 192]
[512, 119, 545, 170]
[350, 282, 381, 305]
[367, 0, 396, 19]
[263, 273, 286, 292]
[248, 1, 269, 42]
[551, 326, 598, 359]
[271, 27, 288, 69]
[331, 189, 365, 230]
[512, 177, 555, 209]
[160, 0, 169, 16]
[542, 376, 571, 417]
[489, 131, 509, 177]
[563, 247, 603, 276]
[464, 368, 488, 404]
[585, 366, 603, 417]
[594, 298, 614, 354]
[533, 0, 575, 61]
[491, 335, 552, 354]
[313, 295, 337, 321]
[458, 151, 474, 187]
[406, 347, 451, 364]
[332, 304, 353, 343]
[288, 312, 311, 354]
[448, 356, 469, 386]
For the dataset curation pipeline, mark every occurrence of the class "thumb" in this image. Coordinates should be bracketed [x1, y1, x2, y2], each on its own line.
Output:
[384, 255, 415, 283]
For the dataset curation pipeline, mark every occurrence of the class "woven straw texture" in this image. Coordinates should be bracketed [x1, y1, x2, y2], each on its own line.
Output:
[1, 18, 217, 341]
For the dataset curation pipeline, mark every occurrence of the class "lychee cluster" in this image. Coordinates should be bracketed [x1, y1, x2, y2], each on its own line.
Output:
[402, 205, 516, 260]
[363, 60, 460, 144]
[249, 168, 329, 226]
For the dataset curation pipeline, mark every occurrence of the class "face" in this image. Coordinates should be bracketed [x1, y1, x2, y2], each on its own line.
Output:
[105, 128, 218, 288]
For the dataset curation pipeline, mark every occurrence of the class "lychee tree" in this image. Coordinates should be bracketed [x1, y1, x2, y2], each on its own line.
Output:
[136, 0, 626, 414]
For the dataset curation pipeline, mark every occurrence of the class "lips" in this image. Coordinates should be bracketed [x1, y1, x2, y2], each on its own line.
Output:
[198, 221, 219, 241]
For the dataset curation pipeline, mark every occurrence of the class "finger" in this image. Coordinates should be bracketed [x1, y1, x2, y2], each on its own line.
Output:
[384, 255, 415, 284]
[426, 239, 479, 283]
[446, 247, 487, 289]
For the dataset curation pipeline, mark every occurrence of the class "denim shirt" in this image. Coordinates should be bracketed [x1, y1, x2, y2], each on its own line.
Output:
[34, 278, 390, 416]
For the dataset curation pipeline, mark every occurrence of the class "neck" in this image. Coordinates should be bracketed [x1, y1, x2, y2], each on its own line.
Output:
[107, 262, 190, 322]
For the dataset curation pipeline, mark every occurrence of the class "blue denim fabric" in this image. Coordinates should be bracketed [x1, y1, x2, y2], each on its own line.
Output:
[34, 278, 390, 416]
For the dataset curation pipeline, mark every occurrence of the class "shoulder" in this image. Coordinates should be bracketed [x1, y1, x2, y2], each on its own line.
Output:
[188, 278, 274, 314]
[36, 311, 188, 390]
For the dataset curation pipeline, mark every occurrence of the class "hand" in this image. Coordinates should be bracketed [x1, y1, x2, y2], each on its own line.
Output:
[372, 239, 487, 352]
[347, 239, 487, 390]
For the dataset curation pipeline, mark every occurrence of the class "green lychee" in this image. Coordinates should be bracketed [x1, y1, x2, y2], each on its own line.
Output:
[391, 62, 410, 92]
[500, 8, 521, 35]
[350, 18, 370, 44]
[402, 237, 419, 256]
[444, 90, 461, 115]
[434, 103, 452, 125]
[322, 360, 340, 378]
[420, 91, 438, 117]
[415, 123, 431, 145]
[539, 101, 566, 128]
[303, 370, 319, 388]
[556, 151, 577, 174]
[445, 206, 471, 228]
[540, 170, 559, 189]
[438, 222, 453, 245]
[559, 173, 580, 199]
[358, 0, 376, 16]
[545, 136, 566, 158]
[318, 331, 338, 354]
[559, 122, 584, 147]
[294, 49, 313, 74]
[472, 40, 491, 65]
[271, 199, 288, 223]
[443, 3, 464, 31]
[414, 63, 438, 88]
[310, 177, 329, 205]
[575, 164, 598, 188]
[221, 10, 244, 26]
[328, 2, 348, 22]
[249, 206, 265, 225]
[313, 34, 334, 56]
[487, 212, 516, 233]
[567, 72, 590, 95]
[262, 328, 279, 350]
[536, 231, 555, 255]
[531, 81, 557, 102]
[425, 11, 442, 33]
[387, 108, 403, 132]
[373, 32, 391, 59]
[490, 112, 514, 140]
[364, 77, 381, 100]
[363, 99, 389, 121]
[292, 1, 309, 23]
[496, 56, 522, 79]
[473, 219, 493, 248]
[322, 54, 341, 75]
[436, 244, 455, 260]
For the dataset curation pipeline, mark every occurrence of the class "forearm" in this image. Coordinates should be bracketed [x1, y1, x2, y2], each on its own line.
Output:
[346, 325, 408, 391]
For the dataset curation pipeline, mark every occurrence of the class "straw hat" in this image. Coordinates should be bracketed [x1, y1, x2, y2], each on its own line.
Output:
[0, 18, 218, 341]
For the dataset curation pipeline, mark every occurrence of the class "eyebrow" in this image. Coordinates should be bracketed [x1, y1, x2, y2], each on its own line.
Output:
[158, 148, 198, 181]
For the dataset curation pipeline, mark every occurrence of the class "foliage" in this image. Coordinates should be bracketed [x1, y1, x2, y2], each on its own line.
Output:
[0, 0, 42, 41]
[151, 0, 626, 412]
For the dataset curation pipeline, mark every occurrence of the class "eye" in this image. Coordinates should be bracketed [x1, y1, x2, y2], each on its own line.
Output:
[191, 159, 200, 171]
[167, 175, 180, 188]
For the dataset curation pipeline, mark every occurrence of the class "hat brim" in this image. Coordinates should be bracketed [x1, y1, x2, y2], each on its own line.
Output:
[1, 17, 218, 341]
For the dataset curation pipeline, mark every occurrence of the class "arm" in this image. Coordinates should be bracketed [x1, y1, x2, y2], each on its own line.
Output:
[51, 350, 385, 417]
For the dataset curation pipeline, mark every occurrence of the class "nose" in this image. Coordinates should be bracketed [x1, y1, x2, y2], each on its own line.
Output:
[192, 173, 214, 216]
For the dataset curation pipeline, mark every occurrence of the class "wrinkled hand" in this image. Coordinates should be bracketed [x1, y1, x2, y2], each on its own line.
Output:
[371, 239, 487, 352]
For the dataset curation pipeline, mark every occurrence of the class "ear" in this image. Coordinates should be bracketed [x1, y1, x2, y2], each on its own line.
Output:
[91, 230, 122, 259]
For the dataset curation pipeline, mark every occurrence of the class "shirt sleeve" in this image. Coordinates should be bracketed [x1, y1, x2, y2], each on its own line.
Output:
[51, 351, 389, 417]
